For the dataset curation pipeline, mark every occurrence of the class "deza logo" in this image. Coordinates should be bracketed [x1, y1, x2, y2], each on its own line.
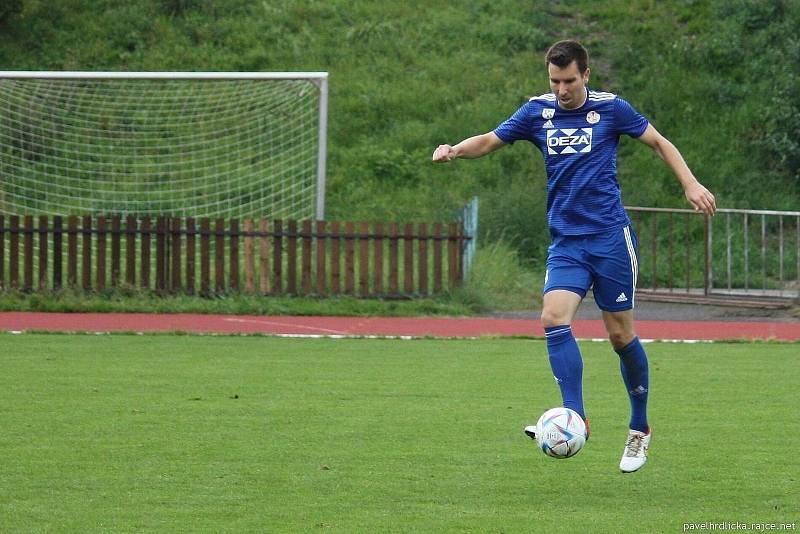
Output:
[546, 128, 593, 155]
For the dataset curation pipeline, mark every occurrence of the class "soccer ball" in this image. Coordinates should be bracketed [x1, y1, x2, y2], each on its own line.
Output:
[535, 407, 587, 459]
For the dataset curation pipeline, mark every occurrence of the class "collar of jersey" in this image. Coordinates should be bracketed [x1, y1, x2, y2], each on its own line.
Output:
[555, 87, 589, 112]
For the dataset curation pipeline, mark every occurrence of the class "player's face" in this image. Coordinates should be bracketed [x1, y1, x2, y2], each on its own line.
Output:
[548, 61, 589, 110]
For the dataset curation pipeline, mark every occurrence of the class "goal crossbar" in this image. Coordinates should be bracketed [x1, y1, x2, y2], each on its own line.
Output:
[0, 71, 328, 81]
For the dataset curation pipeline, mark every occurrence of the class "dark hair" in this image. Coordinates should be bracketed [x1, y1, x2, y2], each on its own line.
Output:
[545, 40, 589, 73]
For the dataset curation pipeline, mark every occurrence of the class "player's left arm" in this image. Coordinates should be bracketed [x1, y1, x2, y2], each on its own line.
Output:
[636, 124, 716, 216]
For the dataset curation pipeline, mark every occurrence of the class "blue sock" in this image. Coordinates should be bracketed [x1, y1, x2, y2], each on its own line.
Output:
[616, 337, 649, 433]
[545, 325, 585, 420]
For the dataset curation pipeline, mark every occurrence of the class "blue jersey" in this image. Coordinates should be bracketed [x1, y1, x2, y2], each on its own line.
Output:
[493, 89, 649, 237]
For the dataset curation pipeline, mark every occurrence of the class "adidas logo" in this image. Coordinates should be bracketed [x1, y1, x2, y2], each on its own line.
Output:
[616, 292, 628, 303]
[542, 119, 554, 129]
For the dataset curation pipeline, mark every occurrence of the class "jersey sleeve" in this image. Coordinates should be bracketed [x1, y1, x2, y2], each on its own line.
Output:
[613, 97, 649, 138]
[493, 102, 535, 144]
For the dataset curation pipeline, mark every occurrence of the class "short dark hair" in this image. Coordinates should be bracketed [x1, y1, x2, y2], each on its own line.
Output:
[546, 40, 589, 73]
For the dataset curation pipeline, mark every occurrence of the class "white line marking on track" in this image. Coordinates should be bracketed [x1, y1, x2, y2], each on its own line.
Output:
[222, 317, 349, 335]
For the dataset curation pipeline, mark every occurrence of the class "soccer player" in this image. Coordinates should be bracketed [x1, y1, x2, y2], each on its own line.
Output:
[432, 39, 716, 472]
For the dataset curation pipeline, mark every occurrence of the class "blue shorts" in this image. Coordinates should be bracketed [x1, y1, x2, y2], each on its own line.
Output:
[544, 225, 639, 312]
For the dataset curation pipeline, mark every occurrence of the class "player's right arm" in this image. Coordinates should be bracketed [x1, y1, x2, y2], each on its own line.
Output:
[432, 132, 506, 162]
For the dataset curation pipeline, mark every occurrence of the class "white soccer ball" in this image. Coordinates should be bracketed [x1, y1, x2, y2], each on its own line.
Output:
[535, 407, 587, 459]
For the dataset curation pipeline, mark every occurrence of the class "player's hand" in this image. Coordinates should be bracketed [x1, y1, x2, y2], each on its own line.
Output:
[432, 144, 457, 163]
[685, 182, 716, 216]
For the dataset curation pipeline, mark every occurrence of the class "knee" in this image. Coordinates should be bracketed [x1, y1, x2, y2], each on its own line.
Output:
[541, 308, 569, 329]
[608, 330, 635, 350]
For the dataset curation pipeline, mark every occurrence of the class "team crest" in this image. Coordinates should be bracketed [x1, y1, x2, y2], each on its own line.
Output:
[542, 108, 555, 120]
[586, 111, 600, 124]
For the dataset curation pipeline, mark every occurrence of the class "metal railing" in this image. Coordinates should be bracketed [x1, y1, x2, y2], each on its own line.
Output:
[626, 206, 800, 304]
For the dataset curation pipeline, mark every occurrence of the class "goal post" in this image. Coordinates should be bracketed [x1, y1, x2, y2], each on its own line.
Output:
[0, 71, 329, 220]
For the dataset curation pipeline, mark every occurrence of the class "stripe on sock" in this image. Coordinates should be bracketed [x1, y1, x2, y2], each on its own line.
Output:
[544, 326, 572, 338]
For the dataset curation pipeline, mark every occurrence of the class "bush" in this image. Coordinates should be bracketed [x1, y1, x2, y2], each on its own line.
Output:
[453, 240, 542, 312]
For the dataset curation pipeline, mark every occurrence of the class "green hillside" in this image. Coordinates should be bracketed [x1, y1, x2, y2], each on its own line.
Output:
[1, 0, 798, 263]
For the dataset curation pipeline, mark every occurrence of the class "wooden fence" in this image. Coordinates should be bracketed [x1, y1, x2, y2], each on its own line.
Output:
[0, 215, 468, 298]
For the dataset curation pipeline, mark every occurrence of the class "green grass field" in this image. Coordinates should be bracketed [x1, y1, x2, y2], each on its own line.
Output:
[1, 334, 797, 532]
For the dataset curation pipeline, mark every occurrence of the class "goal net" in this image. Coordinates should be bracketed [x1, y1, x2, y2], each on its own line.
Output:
[0, 71, 328, 220]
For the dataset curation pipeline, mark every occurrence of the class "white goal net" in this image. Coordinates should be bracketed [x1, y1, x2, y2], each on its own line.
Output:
[0, 71, 328, 220]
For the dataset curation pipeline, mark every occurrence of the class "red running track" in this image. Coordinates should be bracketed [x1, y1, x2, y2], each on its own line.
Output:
[0, 312, 798, 341]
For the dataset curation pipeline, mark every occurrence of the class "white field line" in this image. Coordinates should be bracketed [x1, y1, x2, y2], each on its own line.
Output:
[5, 329, 717, 342]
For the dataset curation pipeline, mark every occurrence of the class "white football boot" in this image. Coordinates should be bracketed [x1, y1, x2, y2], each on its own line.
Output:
[619, 428, 651, 473]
